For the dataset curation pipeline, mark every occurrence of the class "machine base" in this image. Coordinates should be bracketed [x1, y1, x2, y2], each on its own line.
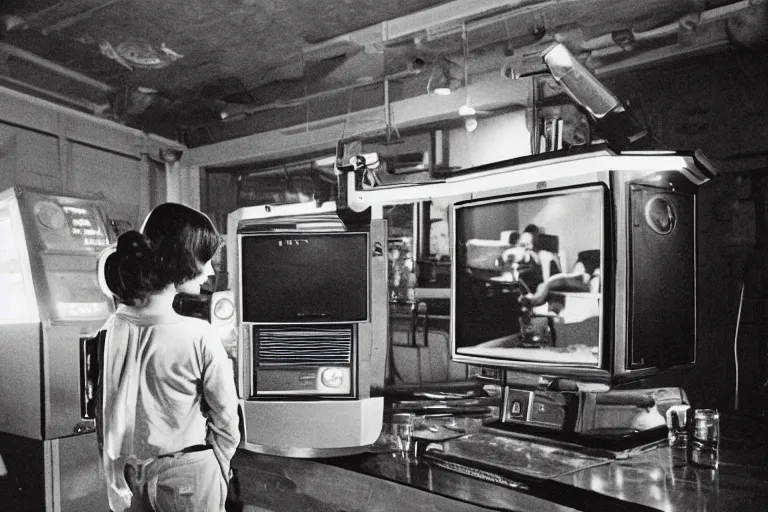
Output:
[499, 386, 685, 452]
[242, 442, 373, 458]
[241, 397, 384, 458]
[486, 421, 669, 454]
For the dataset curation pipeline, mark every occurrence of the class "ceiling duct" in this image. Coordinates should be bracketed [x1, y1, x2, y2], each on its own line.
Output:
[0, 41, 112, 115]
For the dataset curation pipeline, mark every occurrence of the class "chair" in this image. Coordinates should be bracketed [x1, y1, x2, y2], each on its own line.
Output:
[535, 233, 563, 280]
[575, 249, 600, 276]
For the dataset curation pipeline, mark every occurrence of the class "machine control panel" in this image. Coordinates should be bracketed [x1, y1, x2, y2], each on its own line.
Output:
[255, 366, 351, 396]
[502, 388, 580, 430]
[503, 389, 532, 422]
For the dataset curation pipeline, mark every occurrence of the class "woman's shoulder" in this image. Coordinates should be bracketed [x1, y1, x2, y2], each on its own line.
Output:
[163, 316, 222, 355]
[173, 314, 218, 334]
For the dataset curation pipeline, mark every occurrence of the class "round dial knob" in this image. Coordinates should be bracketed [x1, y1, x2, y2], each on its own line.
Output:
[321, 368, 344, 388]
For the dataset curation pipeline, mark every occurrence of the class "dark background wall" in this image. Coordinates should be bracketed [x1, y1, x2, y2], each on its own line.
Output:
[606, 47, 768, 417]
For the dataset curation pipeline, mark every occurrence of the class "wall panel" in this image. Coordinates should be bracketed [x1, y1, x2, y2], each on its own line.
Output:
[0, 85, 187, 225]
[69, 143, 142, 229]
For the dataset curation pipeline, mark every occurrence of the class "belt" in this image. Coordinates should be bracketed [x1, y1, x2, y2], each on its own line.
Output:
[157, 444, 211, 459]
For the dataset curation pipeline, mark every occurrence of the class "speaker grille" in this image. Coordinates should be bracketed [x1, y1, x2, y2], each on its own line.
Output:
[255, 325, 353, 366]
[629, 186, 695, 369]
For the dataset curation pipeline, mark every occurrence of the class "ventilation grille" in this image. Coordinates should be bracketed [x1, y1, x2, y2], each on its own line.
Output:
[255, 325, 353, 366]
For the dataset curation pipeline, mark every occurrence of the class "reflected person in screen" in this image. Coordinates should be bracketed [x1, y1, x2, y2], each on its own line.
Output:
[98, 203, 240, 512]
[500, 230, 544, 292]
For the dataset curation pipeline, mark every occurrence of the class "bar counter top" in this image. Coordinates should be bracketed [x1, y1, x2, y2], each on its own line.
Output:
[230, 414, 768, 511]
[231, 448, 578, 511]
[552, 415, 768, 511]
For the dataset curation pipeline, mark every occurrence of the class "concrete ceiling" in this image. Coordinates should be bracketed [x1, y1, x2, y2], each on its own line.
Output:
[0, 0, 764, 147]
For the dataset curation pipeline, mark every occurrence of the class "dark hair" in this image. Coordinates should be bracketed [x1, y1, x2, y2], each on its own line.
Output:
[105, 203, 221, 306]
[523, 224, 540, 235]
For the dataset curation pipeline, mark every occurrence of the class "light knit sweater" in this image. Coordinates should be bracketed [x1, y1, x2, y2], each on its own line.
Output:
[100, 303, 240, 512]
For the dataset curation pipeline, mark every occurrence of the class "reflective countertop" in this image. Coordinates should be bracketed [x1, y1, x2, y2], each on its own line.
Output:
[231, 391, 768, 512]
[328, 415, 768, 512]
[553, 416, 768, 511]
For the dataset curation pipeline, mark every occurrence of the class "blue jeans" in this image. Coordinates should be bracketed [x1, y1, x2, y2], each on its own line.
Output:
[124, 449, 227, 512]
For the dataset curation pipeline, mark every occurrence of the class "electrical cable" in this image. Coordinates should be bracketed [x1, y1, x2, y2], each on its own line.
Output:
[732, 172, 765, 412]
[733, 174, 768, 411]
[301, 52, 309, 139]
[733, 281, 744, 411]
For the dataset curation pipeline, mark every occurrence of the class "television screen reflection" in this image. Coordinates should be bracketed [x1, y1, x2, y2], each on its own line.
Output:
[454, 186, 604, 367]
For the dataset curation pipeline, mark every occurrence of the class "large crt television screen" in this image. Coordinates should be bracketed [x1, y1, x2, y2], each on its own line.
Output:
[240, 232, 369, 324]
[453, 185, 605, 368]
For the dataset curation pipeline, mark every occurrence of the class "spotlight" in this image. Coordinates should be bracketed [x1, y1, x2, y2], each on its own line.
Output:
[541, 43, 648, 149]
[464, 117, 478, 132]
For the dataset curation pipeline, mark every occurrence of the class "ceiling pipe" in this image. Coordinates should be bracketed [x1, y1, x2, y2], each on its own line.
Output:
[591, 33, 731, 77]
[218, 67, 423, 121]
[38, 0, 127, 35]
[0, 41, 114, 94]
[581, 0, 762, 51]
[0, 74, 107, 114]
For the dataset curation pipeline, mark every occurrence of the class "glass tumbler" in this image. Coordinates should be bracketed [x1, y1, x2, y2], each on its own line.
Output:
[692, 409, 719, 446]
[690, 409, 720, 469]
[665, 404, 691, 446]
[388, 412, 415, 461]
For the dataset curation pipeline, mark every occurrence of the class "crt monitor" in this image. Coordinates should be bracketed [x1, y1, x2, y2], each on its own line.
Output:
[452, 184, 605, 374]
[239, 232, 369, 324]
[230, 202, 385, 457]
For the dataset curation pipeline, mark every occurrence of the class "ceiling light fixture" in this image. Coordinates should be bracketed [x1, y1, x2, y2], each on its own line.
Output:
[427, 56, 463, 96]
[459, 104, 478, 132]
[429, 67, 452, 95]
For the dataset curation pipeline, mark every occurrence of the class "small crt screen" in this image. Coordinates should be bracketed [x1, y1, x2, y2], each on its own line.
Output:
[48, 270, 112, 321]
[32, 199, 111, 251]
[453, 185, 604, 367]
[61, 204, 110, 245]
[240, 232, 369, 324]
